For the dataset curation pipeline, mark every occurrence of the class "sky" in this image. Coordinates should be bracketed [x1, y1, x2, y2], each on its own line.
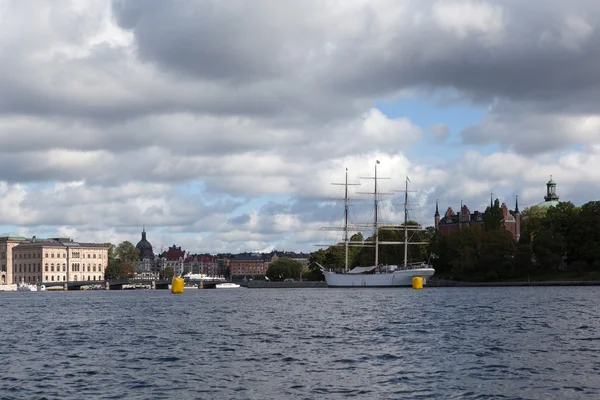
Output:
[1, 0, 600, 254]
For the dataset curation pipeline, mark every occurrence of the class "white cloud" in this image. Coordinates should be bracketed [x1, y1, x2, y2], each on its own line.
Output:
[0, 0, 600, 254]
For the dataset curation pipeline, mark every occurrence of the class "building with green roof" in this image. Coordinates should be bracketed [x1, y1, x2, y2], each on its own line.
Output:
[535, 176, 560, 209]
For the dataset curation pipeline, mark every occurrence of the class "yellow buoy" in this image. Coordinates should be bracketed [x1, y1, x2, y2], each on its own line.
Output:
[412, 276, 423, 290]
[171, 277, 184, 294]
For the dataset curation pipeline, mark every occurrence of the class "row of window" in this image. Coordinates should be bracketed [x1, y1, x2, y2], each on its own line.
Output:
[15, 252, 103, 259]
[20, 275, 103, 283]
[14, 263, 104, 273]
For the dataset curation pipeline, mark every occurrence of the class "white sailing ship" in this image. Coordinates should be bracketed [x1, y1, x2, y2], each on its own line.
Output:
[319, 162, 435, 287]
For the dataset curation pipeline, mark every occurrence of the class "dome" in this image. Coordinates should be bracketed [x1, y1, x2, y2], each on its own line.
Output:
[136, 229, 154, 260]
[535, 200, 559, 209]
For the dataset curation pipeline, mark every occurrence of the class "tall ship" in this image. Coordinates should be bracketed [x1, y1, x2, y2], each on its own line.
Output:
[319, 162, 435, 287]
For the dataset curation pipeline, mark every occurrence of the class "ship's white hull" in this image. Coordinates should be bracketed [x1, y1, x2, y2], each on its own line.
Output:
[323, 267, 435, 287]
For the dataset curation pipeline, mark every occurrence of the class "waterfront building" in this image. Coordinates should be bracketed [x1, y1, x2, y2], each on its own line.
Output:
[0, 233, 27, 284]
[184, 253, 219, 276]
[230, 253, 267, 278]
[2, 236, 107, 284]
[435, 197, 521, 241]
[159, 245, 186, 276]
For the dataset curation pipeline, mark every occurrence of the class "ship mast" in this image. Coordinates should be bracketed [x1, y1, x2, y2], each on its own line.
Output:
[403, 177, 409, 268]
[344, 168, 349, 272]
[374, 162, 379, 269]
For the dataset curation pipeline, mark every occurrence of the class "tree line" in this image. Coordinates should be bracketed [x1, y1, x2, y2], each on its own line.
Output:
[307, 199, 600, 282]
[103, 241, 174, 280]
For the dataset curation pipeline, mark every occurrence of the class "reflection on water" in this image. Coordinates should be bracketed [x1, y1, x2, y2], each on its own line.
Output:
[2, 287, 600, 399]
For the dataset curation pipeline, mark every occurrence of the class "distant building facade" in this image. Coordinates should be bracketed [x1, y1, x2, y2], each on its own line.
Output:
[135, 228, 156, 277]
[435, 197, 521, 241]
[1, 234, 107, 284]
[230, 253, 267, 277]
[184, 253, 219, 276]
[159, 245, 186, 276]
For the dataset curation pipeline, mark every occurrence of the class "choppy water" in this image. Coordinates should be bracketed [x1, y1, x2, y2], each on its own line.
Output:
[2, 286, 600, 399]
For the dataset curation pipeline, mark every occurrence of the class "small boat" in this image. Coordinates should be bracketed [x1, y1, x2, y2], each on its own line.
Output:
[215, 282, 241, 289]
[319, 163, 435, 287]
[17, 282, 46, 292]
[0, 284, 18, 292]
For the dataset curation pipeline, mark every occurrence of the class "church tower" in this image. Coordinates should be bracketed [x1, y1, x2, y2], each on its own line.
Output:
[514, 195, 521, 241]
[434, 199, 440, 230]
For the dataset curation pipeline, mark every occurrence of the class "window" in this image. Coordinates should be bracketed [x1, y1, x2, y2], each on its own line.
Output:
[93, 265, 96, 272]
[88, 265, 91, 272]
[88, 254, 91, 259]
[51, 254, 54, 258]
[45, 253, 48, 258]
[45, 264, 48, 272]
[93, 254, 96, 259]
[51, 276, 54, 281]
[51, 264, 54, 272]
[63, 264, 66, 272]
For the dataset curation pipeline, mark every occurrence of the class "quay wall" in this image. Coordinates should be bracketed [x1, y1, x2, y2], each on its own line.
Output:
[247, 281, 327, 289]
[428, 279, 600, 287]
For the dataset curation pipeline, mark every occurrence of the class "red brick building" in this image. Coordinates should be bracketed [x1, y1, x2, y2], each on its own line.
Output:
[435, 197, 521, 241]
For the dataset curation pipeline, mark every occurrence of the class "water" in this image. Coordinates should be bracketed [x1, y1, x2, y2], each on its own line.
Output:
[2, 287, 600, 399]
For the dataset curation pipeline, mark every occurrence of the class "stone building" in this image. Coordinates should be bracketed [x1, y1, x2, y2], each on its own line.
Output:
[184, 253, 219, 276]
[1, 235, 108, 284]
[135, 228, 156, 276]
[159, 245, 186, 277]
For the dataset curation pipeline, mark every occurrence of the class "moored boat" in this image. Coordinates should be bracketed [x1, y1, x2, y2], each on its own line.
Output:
[17, 282, 46, 292]
[215, 282, 241, 289]
[319, 162, 435, 287]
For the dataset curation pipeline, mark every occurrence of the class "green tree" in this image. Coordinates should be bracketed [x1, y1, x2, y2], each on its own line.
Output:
[115, 241, 139, 277]
[160, 267, 175, 280]
[307, 250, 326, 280]
[104, 258, 123, 280]
[116, 241, 140, 264]
[266, 258, 303, 281]
[483, 199, 504, 231]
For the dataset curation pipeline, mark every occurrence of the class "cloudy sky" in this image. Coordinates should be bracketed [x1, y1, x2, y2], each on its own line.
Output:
[1, 0, 599, 254]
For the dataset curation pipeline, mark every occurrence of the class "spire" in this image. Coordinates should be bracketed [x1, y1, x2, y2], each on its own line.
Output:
[515, 195, 519, 213]
[435, 199, 440, 217]
[490, 192, 493, 208]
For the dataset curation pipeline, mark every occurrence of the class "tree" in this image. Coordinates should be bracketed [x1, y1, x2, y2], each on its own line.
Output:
[115, 241, 140, 277]
[483, 199, 504, 231]
[160, 267, 174, 280]
[104, 258, 122, 280]
[116, 241, 140, 264]
[266, 258, 303, 281]
[307, 250, 326, 280]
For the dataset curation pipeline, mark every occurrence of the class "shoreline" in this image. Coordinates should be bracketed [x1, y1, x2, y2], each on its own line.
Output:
[428, 279, 600, 287]
[247, 279, 600, 288]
